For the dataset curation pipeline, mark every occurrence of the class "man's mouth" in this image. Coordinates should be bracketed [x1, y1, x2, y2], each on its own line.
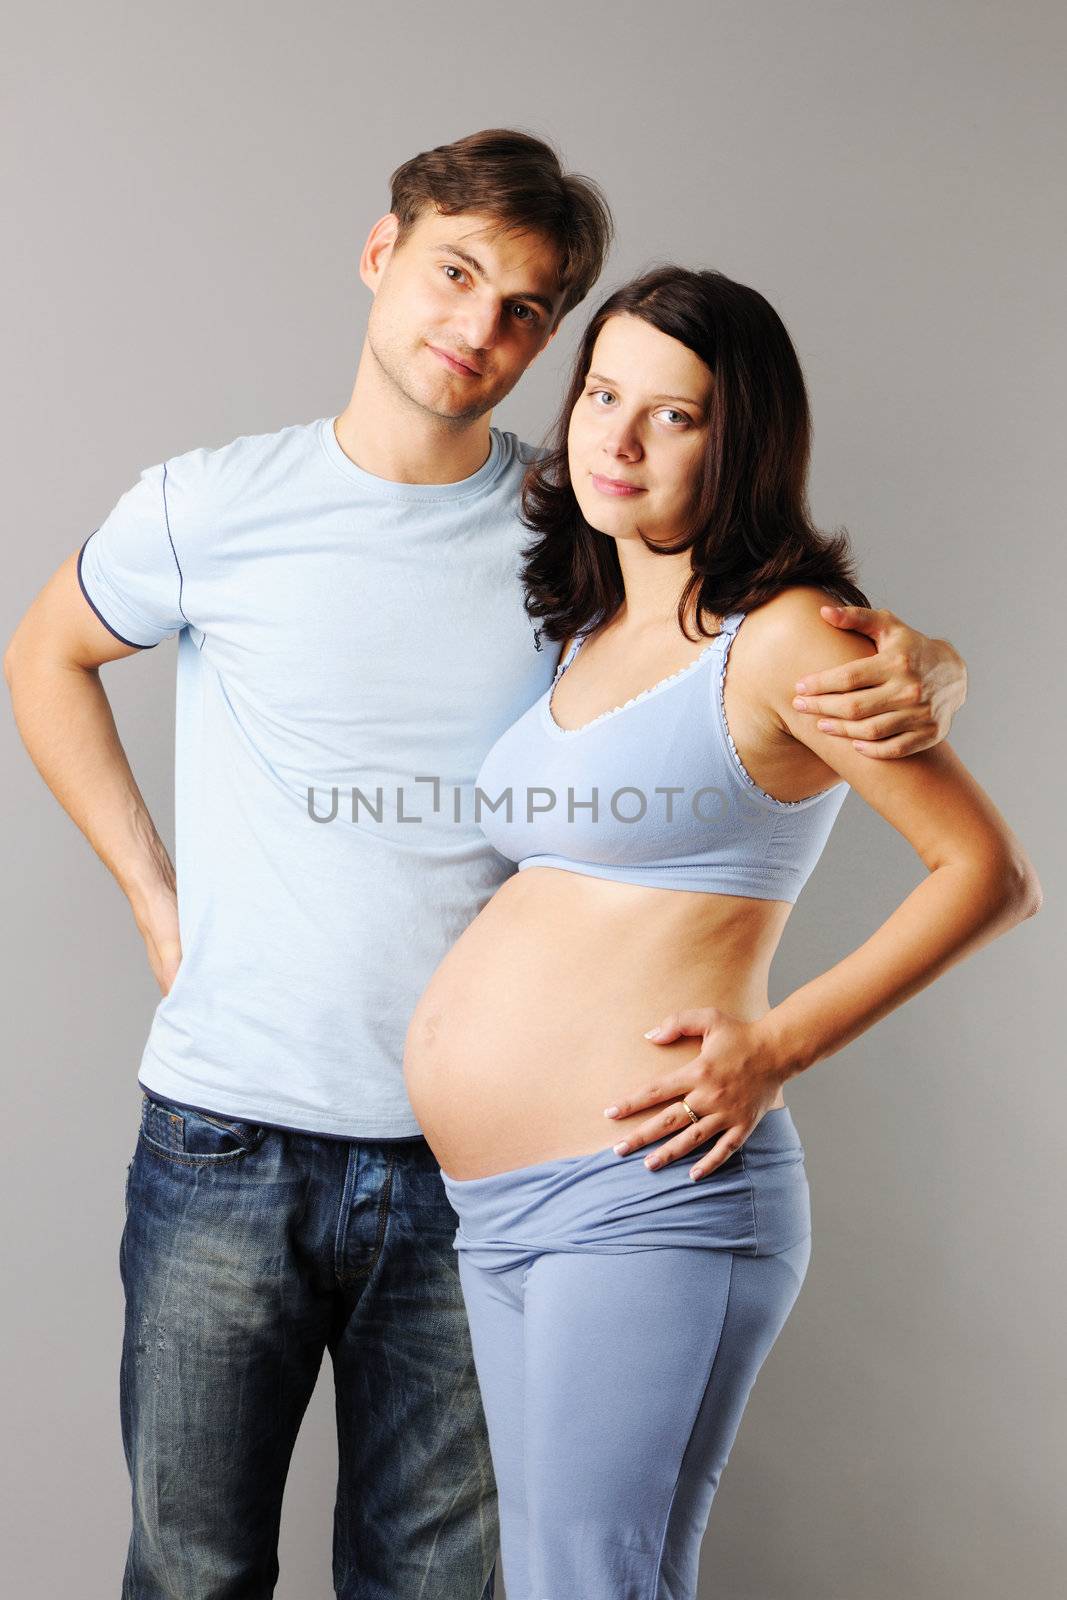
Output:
[428, 344, 482, 377]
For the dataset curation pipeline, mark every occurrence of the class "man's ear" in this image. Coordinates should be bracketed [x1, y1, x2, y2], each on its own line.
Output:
[359, 213, 401, 295]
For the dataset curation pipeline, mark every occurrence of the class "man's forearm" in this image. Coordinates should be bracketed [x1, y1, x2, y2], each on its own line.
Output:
[6, 651, 175, 915]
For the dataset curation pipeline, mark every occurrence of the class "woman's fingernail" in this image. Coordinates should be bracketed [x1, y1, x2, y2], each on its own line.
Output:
[643, 1027, 662, 1039]
[603, 1106, 619, 1118]
[613, 1141, 630, 1156]
[644, 1154, 659, 1169]
[817, 719, 833, 730]
[793, 696, 807, 709]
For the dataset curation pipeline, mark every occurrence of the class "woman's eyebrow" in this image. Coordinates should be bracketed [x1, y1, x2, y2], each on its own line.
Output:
[586, 371, 703, 407]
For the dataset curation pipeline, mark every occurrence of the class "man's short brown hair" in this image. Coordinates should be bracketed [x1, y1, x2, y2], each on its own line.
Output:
[388, 128, 615, 326]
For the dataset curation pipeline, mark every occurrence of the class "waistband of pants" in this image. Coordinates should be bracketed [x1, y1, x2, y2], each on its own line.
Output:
[440, 1105, 810, 1265]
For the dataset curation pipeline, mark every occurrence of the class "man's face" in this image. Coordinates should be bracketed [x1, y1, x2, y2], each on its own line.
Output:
[360, 207, 564, 425]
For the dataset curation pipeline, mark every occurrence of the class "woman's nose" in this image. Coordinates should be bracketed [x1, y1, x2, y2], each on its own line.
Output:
[602, 425, 641, 460]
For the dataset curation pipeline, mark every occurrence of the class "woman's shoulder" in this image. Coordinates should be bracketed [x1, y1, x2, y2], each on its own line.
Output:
[737, 586, 876, 677]
[720, 588, 878, 740]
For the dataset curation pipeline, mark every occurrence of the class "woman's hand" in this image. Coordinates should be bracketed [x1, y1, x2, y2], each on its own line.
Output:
[603, 1008, 788, 1181]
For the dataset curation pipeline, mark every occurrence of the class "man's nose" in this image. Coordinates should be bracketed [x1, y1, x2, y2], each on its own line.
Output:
[452, 301, 503, 354]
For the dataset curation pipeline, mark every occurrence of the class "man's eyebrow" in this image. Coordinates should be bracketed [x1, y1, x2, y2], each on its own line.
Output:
[438, 242, 558, 315]
[586, 372, 704, 407]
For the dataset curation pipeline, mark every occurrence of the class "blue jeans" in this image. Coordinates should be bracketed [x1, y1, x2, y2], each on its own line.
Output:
[119, 1089, 498, 1599]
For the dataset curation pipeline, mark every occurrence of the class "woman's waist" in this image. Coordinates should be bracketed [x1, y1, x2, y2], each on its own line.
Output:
[403, 972, 783, 1190]
[441, 1108, 810, 1264]
[408, 867, 781, 1051]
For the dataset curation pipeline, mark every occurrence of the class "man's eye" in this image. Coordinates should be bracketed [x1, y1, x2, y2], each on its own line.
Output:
[442, 264, 467, 283]
[511, 304, 539, 324]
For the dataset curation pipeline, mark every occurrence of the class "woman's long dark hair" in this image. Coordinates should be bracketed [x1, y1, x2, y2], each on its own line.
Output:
[520, 265, 870, 643]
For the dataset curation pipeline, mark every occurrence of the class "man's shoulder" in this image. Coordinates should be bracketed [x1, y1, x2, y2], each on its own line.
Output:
[163, 417, 324, 511]
[496, 431, 550, 469]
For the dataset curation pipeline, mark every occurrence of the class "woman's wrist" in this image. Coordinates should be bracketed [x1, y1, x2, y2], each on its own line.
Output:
[755, 1005, 818, 1084]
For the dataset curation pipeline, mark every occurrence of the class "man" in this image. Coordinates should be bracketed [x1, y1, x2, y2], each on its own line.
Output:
[4, 128, 967, 1599]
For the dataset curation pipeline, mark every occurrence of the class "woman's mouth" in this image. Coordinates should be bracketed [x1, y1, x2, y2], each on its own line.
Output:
[590, 473, 645, 497]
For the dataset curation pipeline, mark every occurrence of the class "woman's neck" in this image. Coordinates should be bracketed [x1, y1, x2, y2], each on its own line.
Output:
[612, 545, 700, 635]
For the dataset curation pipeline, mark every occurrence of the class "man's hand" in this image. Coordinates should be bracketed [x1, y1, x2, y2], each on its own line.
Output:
[130, 883, 183, 997]
[791, 605, 967, 757]
[5, 551, 184, 997]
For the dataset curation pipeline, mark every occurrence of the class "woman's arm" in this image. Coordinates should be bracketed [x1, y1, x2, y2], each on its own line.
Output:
[760, 741, 1040, 1080]
[604, 586, 1041, 1175]
[791, 601, 968, 758]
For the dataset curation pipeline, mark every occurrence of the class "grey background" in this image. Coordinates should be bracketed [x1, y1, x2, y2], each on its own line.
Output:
[2, 2, 1063, 1596]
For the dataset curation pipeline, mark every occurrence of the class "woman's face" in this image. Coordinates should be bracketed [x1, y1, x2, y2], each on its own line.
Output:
[567, 313, 714, 547]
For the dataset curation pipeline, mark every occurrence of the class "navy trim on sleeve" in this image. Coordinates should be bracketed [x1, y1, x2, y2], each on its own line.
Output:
[76, 532, 159, 651]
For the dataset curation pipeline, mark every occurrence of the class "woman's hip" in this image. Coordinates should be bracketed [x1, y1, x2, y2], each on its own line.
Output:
[440, 1105, 811, 1270]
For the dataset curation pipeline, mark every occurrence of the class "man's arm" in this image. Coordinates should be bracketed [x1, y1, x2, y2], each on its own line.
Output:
[4, 551, 182, 994]
[791, 603, 967, 757]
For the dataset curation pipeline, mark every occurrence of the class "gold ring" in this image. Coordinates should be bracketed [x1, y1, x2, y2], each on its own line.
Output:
[680, 1098, 700, 1125]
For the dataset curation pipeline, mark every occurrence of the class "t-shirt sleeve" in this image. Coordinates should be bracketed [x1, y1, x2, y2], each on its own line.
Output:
[77, 461, 187, 648]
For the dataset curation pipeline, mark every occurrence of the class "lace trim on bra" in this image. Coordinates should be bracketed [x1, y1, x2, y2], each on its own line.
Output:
[547, 618, 845, 807]
[548, 632, 725, 735]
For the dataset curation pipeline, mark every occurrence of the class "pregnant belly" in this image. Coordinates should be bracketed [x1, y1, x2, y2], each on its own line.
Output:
[403, 867, 791, 1179]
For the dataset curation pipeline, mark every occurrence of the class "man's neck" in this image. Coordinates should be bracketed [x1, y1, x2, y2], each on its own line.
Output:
[333, 347, 494, 486]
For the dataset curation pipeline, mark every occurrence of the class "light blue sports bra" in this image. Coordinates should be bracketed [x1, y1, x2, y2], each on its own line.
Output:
[474, 611, 849, 903]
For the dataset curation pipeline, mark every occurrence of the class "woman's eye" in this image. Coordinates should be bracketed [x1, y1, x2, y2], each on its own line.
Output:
[443, 264, 467, 283]
[589, 389, 616, 406]
[658, 408, 690, 427]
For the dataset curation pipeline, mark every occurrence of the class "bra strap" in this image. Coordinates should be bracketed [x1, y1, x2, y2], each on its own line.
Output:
[555, 632, 586, 678]
[573, 612, 607, 656]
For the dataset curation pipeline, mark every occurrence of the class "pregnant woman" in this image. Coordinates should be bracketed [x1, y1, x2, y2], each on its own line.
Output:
[403, 266, 1041, 1600]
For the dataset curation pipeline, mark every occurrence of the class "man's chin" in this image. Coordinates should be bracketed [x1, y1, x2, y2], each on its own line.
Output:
[414, 384, 498, 426]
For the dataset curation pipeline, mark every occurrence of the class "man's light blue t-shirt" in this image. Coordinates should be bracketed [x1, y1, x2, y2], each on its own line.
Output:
[78, 416, 559, 1138]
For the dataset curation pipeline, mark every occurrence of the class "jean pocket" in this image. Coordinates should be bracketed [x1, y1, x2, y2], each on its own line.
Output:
[139, 1090, 267, 1163]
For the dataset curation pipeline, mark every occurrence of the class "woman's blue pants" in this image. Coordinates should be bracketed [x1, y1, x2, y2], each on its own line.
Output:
[441, 1105, 812, 1600]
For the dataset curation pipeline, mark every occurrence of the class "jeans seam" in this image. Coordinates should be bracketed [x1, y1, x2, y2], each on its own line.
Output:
[136, 1129, 265, 1167]
[193, 1107, 262, 1139]
[368, 1155, 395, 1272]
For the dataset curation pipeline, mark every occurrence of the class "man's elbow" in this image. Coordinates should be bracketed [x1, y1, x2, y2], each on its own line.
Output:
[4, 615, 38, 690]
